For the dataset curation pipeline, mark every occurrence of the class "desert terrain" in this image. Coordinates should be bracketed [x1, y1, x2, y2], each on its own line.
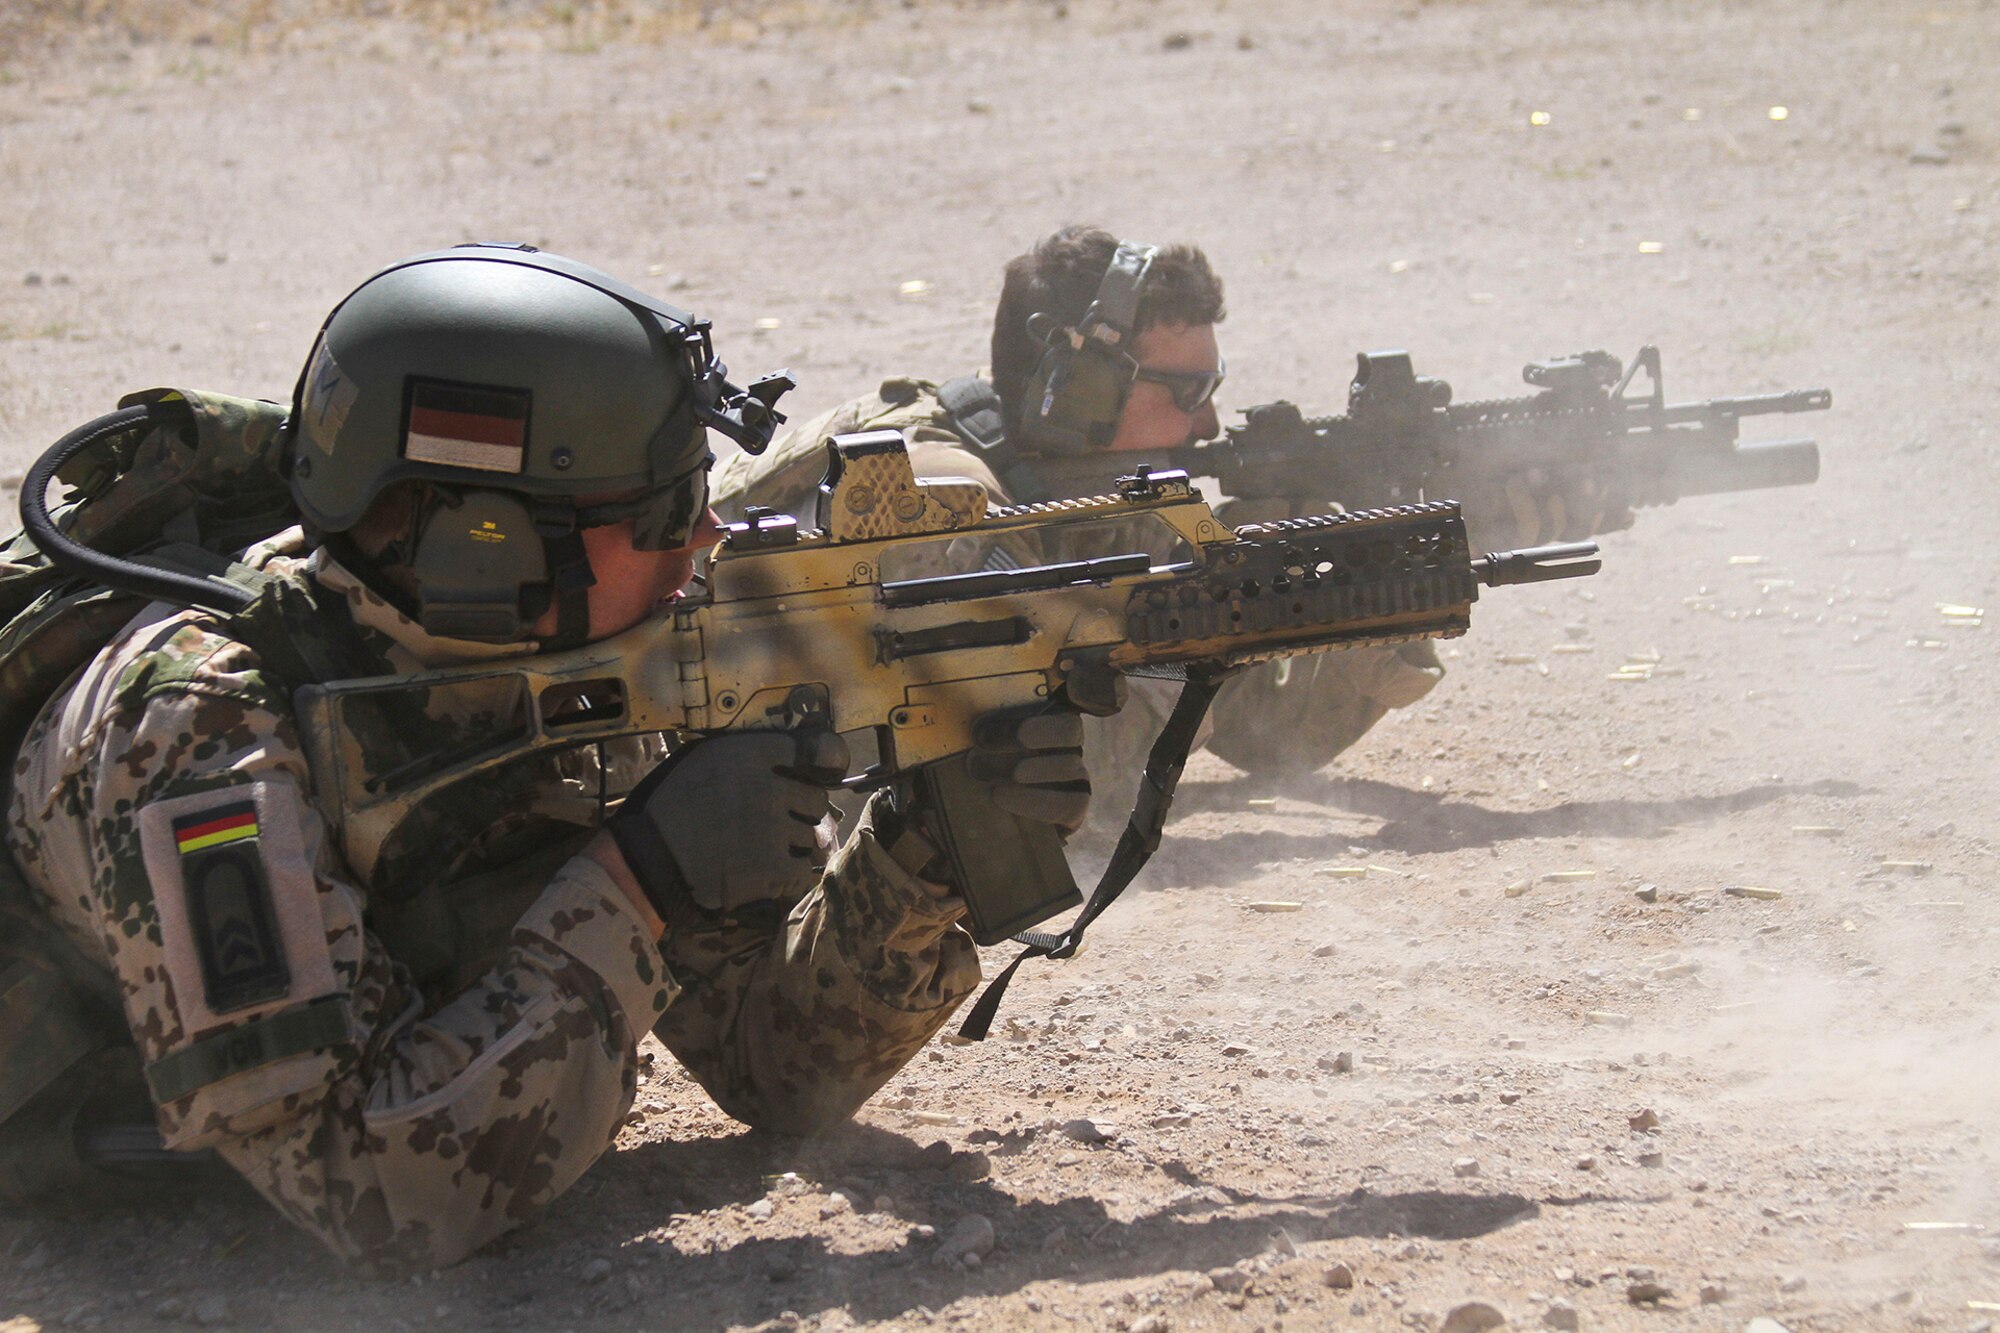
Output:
[1, 1, 1997, 1329]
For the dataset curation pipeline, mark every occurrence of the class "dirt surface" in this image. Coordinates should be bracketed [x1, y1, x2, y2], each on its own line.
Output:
[4, 1, 1999, 1329]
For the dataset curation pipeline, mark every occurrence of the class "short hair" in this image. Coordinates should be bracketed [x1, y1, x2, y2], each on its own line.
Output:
[990, 225, 1226, 440]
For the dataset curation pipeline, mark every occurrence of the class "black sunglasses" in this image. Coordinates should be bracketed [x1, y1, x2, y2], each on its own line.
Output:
[1134, 354, 1226, 413]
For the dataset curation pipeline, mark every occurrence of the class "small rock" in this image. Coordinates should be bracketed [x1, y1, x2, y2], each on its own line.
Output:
[820, 1192, 854, 1219]
[1745, 1321, 1792, 1333]
[1221, 1043, 1252, 1057]
[873, 1195, 895, 1212]
[1575, 1155, 1599, 1172]
[580, 1257, 614, 1284]
[1439, 1300, 1507, 1333]
[1543, 1298, 1580, 1330]
[1634, 884, 1659, 903]
[1041, 1226, 1069, 1251]
[938, 1214, 995, 1263]
[1454, 1157, 1482, 1178]
[1161, 31, 1193, 50]
[1312, 943, 1337, 958]
[1776, 1274, 1806, 1293]
[747, 1198, 775, 1221]
[192, 1295, 230, 1327]
[966, 98, 992, 114]
[1207, 1268, 1252, 1294]
[1909, 147, 1952, 165]
[1062, 1117, 1115, 1144]
[908, 1224, 936, 1242]
[1639, 1151, 1665, 1168]
[1499, 1091, 1524, 1105]
[23, 272, 43, 287]
[1320, 1052, 1355, 1074]
[1505, 1038, 1528, 1050]
[1699, 1283, 1728, 1304]
[1267, 1227, 1298, 1257]
[1129, 1316, 1169, 1333]
[1394, 1240, 1424, 1261]
[1627, 1280, 1672, 1304]
[960, 1251, 982, 1271]
[1323, 1262, 1356, 1289]
[1447, 1088, 1480, 1104]
[1629, 1108, 1661, 1132]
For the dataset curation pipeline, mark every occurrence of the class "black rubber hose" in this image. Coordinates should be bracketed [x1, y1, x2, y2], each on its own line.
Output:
[20, 404, 256, 614]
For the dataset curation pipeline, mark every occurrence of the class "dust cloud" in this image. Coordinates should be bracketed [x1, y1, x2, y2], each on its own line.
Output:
[3, 0, 1997, 1329]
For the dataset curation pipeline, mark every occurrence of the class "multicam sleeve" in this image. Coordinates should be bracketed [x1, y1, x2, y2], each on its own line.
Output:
[55, 623, 672, 1273]
[650, 791, 980, 1135]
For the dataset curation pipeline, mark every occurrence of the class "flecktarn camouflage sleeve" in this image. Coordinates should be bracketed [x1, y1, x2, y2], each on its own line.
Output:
[651, 791, 979, 1135]
[20, 617, 673, 1273]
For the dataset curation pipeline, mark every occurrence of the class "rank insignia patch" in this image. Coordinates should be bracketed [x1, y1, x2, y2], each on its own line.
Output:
[171, 800, 291, 1013]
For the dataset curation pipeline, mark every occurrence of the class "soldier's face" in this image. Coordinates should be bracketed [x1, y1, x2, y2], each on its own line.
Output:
[535, 506, 724, 642]
[1104, 320, 1224, 453]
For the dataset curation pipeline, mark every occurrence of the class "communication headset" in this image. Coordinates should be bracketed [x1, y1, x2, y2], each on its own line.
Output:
[1016, 241, 1158, 455]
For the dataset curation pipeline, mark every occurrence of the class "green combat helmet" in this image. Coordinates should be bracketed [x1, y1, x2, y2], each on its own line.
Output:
[288, 243, 793, 647]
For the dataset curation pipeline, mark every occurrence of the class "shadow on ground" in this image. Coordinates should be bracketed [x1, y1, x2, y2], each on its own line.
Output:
[0, 1123, 1544, 1331]
[1137, 773, 1867, 871]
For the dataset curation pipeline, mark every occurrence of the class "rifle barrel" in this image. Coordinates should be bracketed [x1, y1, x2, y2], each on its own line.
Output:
[1473, 542, 1602, 586]
[1652, 387, 1832, 422]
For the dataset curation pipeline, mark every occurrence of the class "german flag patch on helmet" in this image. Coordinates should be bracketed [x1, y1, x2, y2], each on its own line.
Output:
[403, 379, 531, 474]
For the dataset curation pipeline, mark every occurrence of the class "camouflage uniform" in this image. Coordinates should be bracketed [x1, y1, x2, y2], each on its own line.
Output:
[4, 521, 977, 1272]
[713, 377, 1444, 788]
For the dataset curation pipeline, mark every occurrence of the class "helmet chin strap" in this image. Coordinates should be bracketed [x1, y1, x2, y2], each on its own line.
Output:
[532, 500, 597, 652]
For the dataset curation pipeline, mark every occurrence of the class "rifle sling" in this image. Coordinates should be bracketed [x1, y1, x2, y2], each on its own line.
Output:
[955, 667, 1233, 1041]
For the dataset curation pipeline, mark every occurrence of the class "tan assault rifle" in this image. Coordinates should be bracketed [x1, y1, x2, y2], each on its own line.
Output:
[297, 431, 1597, 1024]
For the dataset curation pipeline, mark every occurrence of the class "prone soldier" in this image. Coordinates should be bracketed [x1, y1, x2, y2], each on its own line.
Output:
[0, 245, 1090, 1271]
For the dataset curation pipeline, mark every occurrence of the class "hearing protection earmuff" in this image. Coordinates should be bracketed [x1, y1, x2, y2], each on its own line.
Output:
[1016, 241, 1158, 455]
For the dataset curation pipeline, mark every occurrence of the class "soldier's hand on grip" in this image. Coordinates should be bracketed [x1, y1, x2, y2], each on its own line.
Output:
[964, 707, 1092, 839]
[610, 730, 849, 921]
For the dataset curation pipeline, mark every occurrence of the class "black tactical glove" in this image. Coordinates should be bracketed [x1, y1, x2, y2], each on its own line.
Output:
[610, 730, 849, 924]
[963, 707, 1092, 839]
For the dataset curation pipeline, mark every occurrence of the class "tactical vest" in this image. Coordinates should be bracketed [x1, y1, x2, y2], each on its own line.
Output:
[0, 389, 297, 1199]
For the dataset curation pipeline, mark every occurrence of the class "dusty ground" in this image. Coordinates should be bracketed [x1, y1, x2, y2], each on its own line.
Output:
[3, 0, 1999, 1329]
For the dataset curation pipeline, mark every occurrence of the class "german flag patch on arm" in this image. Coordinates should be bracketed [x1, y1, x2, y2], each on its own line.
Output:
[139, 783, 340, 1031]
[169, 800, 289, 1011]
